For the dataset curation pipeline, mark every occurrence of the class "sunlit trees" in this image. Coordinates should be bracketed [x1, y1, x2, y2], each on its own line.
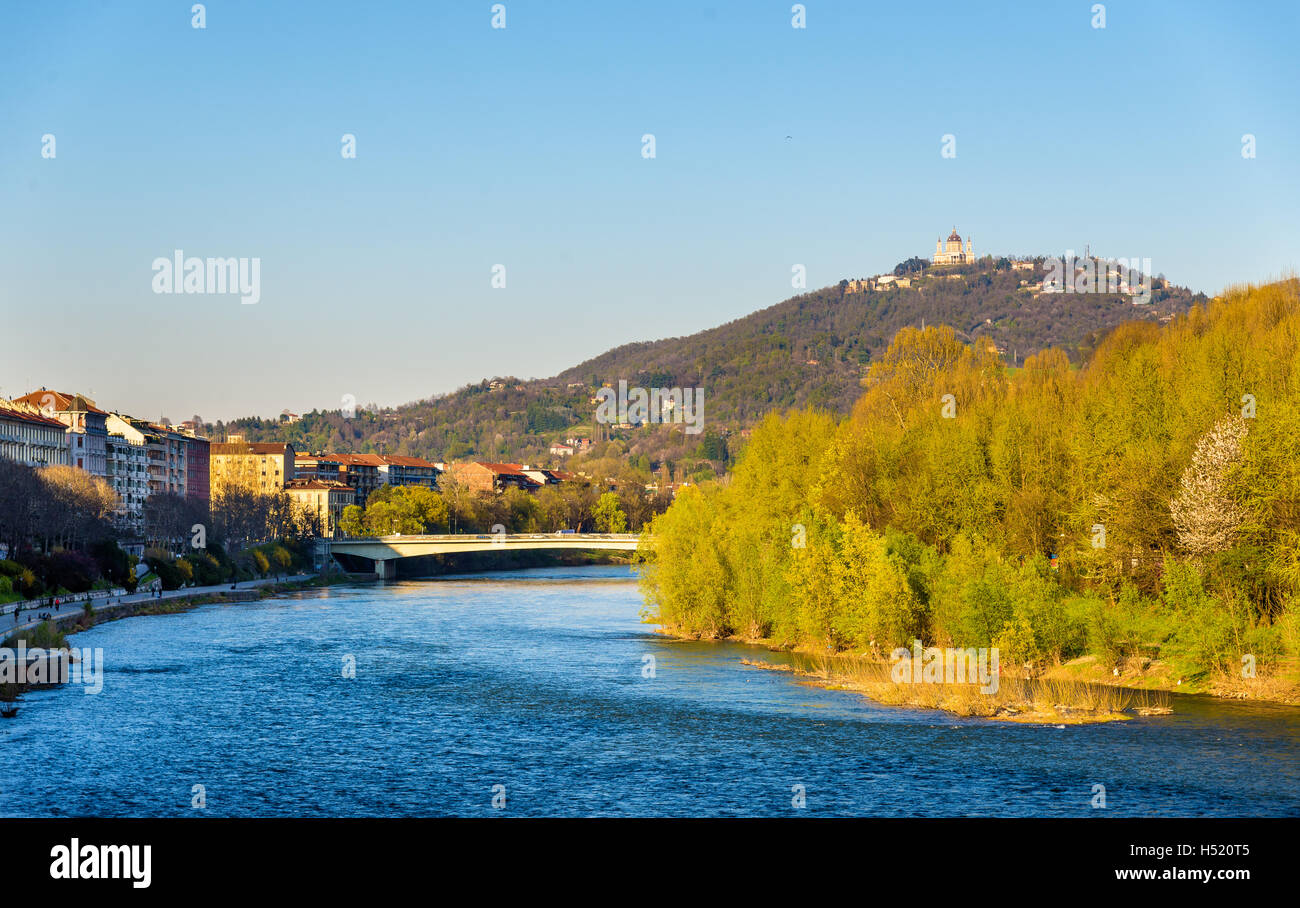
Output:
[638, 279, 1300, 679]
[592, 492, 628, 533]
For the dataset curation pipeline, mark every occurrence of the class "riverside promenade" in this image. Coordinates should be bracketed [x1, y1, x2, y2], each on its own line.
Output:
[1, 574, 315, 637]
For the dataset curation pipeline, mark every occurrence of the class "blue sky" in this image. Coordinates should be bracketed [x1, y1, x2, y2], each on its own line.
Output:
[1, 0, 1296, 420]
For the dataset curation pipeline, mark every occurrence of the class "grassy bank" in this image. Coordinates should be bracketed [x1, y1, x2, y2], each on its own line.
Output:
[739, 652, 1171, 723]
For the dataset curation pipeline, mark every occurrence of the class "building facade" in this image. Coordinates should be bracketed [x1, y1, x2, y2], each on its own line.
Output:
[295, 453, 440, 505]
[182, 432, 211, 503]
[105, 432, 149, 532]
[107, 415, 190, 498]
[285, 479, 355, 537]
[14, 390, 109, 478]
[448, 462, 542, 493]
[209, 441, 295, 495]
[376, 455, 440, 490]
[0, 399, 71, 467]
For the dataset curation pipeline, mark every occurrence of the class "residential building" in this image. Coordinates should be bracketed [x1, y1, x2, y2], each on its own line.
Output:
[14, 389, 109, 478]
[209, 441, 294, 495]
[376, 455, 440, 490]
[448, 462, 540, 493]
[0, 399, 72, 467]
[105, 431, 149, 532]
[549, 443, 575, 457]
[105, 415, 190, 498]
[293, 454, 343, 483]
[327, 453, 382, 505]
[285, 479, 355, 537]
[181, 431, 211, 503]
[520, 467, 565, 487]
[296, 453, 440, 505]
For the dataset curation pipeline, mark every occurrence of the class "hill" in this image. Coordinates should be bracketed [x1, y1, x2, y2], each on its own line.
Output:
[215, 257, 1204, 477]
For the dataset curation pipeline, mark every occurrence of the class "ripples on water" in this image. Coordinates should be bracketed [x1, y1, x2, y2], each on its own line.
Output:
[2, 566, 1297, 817]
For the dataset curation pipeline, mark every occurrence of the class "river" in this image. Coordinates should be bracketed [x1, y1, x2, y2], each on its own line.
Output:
[3, 566, 1298, 817]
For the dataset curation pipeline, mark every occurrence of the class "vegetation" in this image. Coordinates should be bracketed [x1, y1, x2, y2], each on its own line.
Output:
[742, 656, 1170, 722]
[211, 259, 1202, 471]
[638, 280, 1300, 696]
[338, 478, 656, 536]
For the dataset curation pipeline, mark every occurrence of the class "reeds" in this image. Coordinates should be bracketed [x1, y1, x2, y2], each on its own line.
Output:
[744, 653, 1171, 722]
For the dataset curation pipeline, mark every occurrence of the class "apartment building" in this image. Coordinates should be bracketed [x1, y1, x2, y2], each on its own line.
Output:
[14, 389, 109, 478]
[106, 415, 190, 497]
[209, 441, 295, 495]
[182, 431, 211, 502]
[0, 399, 71, 467]
[284, 479, 355, 537]
[376, 455, 440, 490]
[105, 431, 149, 531]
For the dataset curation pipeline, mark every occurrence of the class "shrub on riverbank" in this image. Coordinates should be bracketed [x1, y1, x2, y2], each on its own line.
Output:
[3, 620, 68, 651]
[639, 280, 1300, 694]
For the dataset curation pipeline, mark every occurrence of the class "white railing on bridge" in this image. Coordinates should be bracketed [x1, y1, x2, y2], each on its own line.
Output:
[331, 532, 641, 543]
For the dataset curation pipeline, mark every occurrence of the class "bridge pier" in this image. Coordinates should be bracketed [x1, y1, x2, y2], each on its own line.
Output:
[375, 559, 397, 580]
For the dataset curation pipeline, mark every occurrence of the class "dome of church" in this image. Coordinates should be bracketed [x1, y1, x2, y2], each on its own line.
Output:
[947, 230, 962, 243]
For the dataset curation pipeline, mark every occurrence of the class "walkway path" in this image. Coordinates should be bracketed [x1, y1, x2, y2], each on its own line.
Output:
[2, 574, 314, 637]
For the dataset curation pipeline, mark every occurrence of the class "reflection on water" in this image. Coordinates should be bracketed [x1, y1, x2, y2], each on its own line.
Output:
[2, 566, 1297, 817]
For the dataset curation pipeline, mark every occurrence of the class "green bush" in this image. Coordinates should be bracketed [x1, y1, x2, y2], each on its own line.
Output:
[4, 620, 67, 651]
[145, 554, 185, 591]
[1242, 624, 1284, 672]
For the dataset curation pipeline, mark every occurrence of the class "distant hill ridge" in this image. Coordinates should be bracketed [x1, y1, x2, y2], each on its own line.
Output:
[222, 257, 1204, 464]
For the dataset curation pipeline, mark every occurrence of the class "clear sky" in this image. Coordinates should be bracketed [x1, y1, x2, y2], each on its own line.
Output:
[2, 1, 1297, 421]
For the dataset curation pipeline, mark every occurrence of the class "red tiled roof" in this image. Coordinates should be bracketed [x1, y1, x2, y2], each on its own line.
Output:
[13, 390, 107, 415]
[330, 453, 385, 466]
[379, 455, 439, 468]
[285, 479, 354, 492]
[477, 462, 527, 474]
[0, 399, 69, 429]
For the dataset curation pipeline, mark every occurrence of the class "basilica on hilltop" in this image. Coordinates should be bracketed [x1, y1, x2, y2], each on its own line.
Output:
[932, 228, 974, 265]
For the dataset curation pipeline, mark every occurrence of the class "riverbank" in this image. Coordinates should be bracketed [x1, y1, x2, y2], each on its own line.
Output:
[1, 572, 366, 707]
[654, 624, 1299, 720]
[739, 656, 1170, 724]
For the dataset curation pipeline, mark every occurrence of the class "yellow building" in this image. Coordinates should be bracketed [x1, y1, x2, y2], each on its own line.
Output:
[932, 228, 974, 265]
[210, 441, 295, 495]
[284, 479, 354, 537]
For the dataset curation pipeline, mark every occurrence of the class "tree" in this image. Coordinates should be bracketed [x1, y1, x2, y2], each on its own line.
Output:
[593, 492, 628, 533]
[1171, 416, 1248, 557]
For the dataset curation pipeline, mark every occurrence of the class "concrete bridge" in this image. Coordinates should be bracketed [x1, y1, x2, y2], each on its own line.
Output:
[328, 532, 641, 578]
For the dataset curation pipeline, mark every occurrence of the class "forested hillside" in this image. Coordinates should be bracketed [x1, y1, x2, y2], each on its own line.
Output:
[216, 257, 1202, 470]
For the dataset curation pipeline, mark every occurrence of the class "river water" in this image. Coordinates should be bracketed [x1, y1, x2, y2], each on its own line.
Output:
[2, 566, 1297, 817]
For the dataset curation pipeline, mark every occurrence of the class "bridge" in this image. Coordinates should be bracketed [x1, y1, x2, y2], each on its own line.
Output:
[328, 532, 641, 578]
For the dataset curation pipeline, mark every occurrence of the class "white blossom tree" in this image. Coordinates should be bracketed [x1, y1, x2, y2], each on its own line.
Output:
[1170, 415, 1248, 556]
